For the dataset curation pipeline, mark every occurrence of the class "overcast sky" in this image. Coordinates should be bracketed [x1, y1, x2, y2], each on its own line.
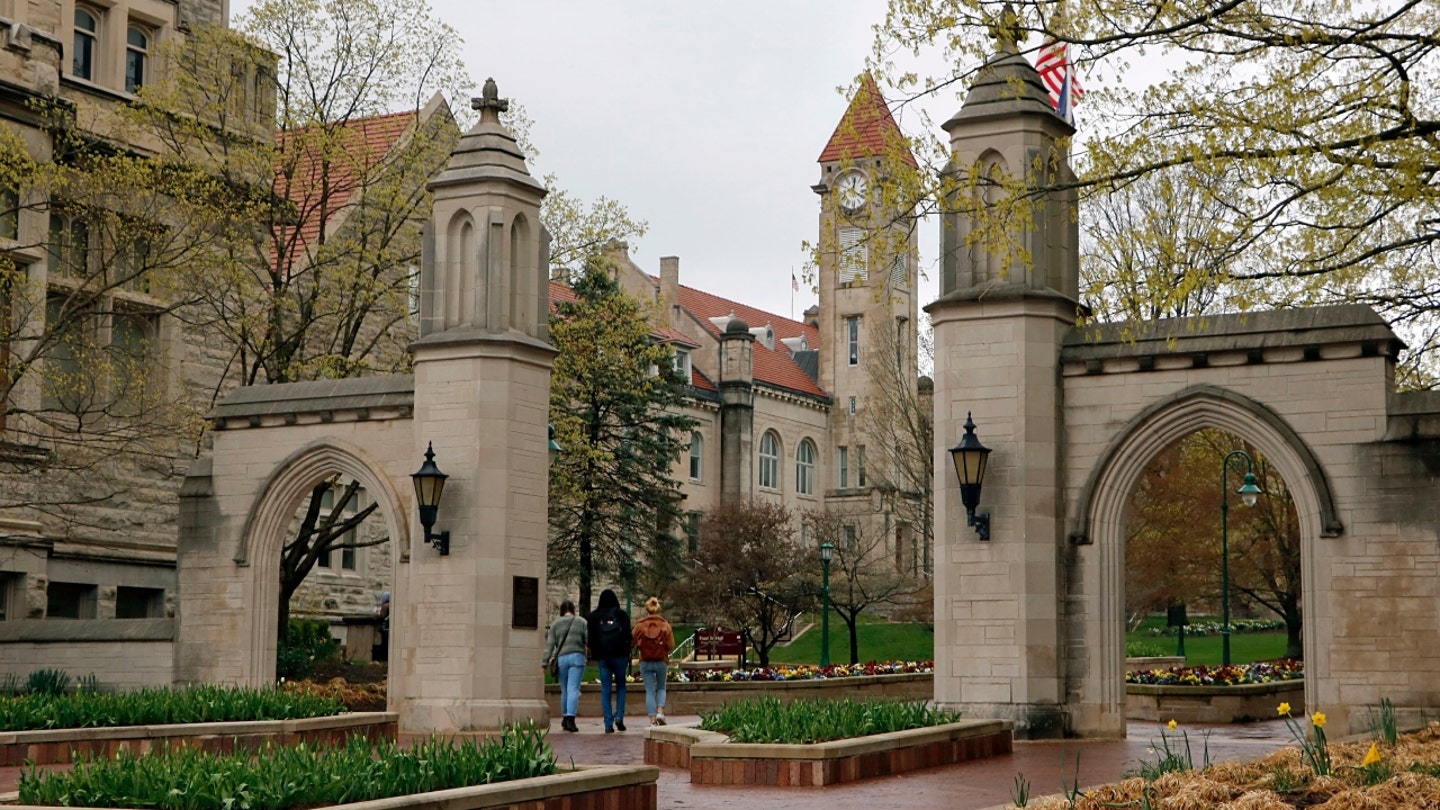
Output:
[229, 2, 979, 321]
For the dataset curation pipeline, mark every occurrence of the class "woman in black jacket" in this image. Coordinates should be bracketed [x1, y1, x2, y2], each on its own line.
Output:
[587, 588, 631, 732]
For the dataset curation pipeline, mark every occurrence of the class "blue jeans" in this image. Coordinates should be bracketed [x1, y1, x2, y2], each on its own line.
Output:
[596, 656, 629, 728]
[557, 652, 586, 717]
[640, 660, 668, 716]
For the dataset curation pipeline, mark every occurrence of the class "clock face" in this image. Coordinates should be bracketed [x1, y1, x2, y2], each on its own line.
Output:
[836, 172, 868, 211]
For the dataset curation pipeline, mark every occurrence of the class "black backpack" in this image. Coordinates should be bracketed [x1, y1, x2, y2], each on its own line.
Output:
[595, 612, 628, 654]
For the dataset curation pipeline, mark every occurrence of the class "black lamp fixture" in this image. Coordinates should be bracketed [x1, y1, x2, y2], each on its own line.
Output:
[410, 442, 450, 556]
[948, 412, 993, 540]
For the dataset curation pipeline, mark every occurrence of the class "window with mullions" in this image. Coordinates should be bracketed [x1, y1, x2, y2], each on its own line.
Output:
[109, 308, 157, 416]
[48, 212, 89, 278]
[758, 430, 780, 490]
[73, 8, 98, 80]
[125, 26, 149, 93]
[795, 438, 816, 496]
[846, 315, 860, 365]
[689, 431, 702, 481]
[317, 485, 360, 571]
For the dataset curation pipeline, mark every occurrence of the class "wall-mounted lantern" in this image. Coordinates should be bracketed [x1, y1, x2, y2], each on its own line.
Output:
[410, 442, 450, 556]
[948, 412, 993, 540]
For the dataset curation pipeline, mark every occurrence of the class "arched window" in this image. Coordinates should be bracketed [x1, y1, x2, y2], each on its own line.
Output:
[689, 431, 702, 481]
[125, 26, 149, 93]
[73, 8, 97, 80]
[795, 439, 816, 496]
[758, 431, 780, 490]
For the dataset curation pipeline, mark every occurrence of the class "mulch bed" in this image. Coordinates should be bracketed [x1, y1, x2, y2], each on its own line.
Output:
[1029, 721, 1440, 809]
[283, 676, 387, 712]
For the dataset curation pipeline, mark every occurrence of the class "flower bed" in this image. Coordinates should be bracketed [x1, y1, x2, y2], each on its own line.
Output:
[1125, 661, 1305, 723]
[644, 715, 1010, 786]
[1023, 716, 1440, 809]
[699, 697, 958, 744]
[0, 711, 397, 767]
[0, 684, 346, 731]
[1125, 659, 1303, 686]
[547, 669, 931, 718]
[668, 660, 932, 683]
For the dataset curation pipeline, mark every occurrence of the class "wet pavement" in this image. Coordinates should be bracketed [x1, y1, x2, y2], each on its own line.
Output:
[0, 716, 1297, 809]
[545, 714, 1296, 809]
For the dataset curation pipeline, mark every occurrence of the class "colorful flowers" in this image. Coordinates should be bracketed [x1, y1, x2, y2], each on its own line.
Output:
[1312, 711, 1327, 728]
[667, 660, 934, 683]
[1277, 702, 1291, 715]
[1125, 659, 1303, 686]
[1167, 719, 1177, 730]
[1361, 742, 1381, 767]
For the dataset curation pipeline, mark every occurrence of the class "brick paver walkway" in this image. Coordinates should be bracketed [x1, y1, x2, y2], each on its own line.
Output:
[0, 716, 1296, 809]
[547, 714, 1296, 809]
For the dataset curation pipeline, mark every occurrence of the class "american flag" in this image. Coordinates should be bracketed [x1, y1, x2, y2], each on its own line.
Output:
[1034, 37, 1083, 124]
[792, 272, 800, 292]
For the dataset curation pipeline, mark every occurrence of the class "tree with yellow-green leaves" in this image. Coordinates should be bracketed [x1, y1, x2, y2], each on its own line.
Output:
[867, 1, 1440, 380]
[0, 98, 257, 533]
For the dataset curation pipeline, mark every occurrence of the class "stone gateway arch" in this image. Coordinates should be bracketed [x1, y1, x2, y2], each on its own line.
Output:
[929, 38, 1440, 738]
[175, 82, 556, 733]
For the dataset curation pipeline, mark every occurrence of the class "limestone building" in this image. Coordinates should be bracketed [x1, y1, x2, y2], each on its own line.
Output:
[0, 0, 261, 630]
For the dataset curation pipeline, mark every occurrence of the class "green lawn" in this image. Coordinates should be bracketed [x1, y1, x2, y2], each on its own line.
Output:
[765, 615, 934, 666]
[1127, 615, 1290, 666]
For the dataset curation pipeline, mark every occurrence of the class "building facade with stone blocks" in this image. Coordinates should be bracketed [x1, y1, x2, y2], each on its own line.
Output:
[0, 0, 267, 634]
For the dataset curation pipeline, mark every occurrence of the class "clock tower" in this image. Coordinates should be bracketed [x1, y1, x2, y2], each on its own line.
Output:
[813, 73, 920, 505]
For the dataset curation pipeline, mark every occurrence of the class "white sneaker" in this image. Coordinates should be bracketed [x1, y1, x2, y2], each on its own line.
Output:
[655, 711, 666, 726]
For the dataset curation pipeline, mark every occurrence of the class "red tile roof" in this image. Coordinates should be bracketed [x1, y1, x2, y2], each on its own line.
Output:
[548, 279, 826, 401]
[273, 111, 418, 270]
[817, 73, 918, 168]
[676, 285, 827, 400]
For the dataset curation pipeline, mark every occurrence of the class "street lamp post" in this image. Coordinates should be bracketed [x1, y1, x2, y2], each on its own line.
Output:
[1220, 450, 1263, 666]
[820, 541, 834, 667]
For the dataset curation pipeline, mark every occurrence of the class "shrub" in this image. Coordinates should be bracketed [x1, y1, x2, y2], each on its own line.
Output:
[26, 669, 71, 696]
[17, 725, 556, 810]
[277, 618, 341, 681]
[700, 696, 960, 744]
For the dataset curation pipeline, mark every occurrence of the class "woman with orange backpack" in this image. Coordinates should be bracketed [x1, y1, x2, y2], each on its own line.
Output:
[631, 597, 674, 725]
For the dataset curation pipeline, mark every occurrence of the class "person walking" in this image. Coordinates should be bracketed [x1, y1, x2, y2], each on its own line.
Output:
[542, 600, 588, 732]
[631, 597, 674, 726]
[587, 588, 631, 733]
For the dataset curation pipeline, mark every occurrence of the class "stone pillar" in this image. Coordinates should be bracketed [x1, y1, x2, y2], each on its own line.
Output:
[718, 318, 755, 503]
[394, 78, 555, 733]
[928, 36, 1083, 738]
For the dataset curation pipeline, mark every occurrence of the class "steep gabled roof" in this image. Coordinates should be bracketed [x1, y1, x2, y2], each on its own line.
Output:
[817, 73, 918, 168]
[676, 285, 827, 400]
[273, 110, 419, 269]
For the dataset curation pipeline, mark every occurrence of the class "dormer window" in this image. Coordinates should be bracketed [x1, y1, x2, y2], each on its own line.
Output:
[673, 348, 691, 381]
[73, 8, 98, 80]
[125, 26, 150, 93]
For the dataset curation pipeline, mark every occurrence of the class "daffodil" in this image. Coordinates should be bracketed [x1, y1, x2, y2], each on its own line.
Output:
[1312, 712, 1327, 728]
[1361, 742, 1381, 767]
[1277, 702, 1291, 715]
[1167, 719, 1177, 730]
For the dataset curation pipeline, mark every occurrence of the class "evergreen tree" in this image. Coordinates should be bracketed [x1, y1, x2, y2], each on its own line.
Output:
[548, 257, 698, 615]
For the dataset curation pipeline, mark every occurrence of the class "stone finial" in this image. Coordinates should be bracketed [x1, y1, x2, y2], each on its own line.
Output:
[987, 2, 1021, 53]
[471, 77, 510, 123]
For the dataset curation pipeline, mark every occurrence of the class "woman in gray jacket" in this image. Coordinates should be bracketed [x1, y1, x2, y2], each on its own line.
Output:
[542, 600, 588, 732]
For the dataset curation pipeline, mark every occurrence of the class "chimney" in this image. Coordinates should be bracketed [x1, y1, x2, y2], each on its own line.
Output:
[660, 256, 680, 325]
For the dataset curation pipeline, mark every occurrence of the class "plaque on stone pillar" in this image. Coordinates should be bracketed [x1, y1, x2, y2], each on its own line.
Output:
[512, 576, 539, 629]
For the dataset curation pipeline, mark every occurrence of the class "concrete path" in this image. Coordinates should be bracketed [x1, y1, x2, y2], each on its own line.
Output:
[0, 716, 1296, 809]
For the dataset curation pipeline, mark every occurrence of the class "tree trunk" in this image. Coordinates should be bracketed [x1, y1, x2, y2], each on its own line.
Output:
[1283, 602, 1304, 660]
[846, 611, 861, 665]
[579, 536, 593, 616]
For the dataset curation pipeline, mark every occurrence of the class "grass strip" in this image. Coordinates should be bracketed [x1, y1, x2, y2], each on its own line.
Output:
[700, 696, 960, 744]
[18, 726, 557, 810]
[0, 684, 345, 731]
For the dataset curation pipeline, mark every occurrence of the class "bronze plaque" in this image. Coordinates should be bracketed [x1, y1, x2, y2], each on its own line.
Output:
[512, 576, 539, 629]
